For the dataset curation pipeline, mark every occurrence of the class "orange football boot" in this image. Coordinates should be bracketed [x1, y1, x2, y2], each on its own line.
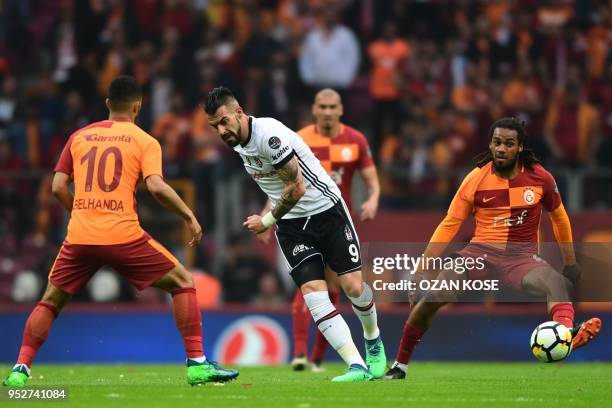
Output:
[572, 318, 602, 350]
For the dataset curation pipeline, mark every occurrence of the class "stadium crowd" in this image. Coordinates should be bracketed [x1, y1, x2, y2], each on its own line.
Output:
[0, 0, 610, 303]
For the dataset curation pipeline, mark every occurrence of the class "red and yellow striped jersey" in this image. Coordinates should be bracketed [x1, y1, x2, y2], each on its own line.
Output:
[297, 124, 374, 211]
[448, 161, 562, 243]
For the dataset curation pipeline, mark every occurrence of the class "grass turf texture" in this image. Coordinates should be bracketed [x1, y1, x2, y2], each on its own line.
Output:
[1, 363, 610, 407]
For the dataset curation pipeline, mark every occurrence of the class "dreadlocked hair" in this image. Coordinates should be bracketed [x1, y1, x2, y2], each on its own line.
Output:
[474, 117, 541, 169]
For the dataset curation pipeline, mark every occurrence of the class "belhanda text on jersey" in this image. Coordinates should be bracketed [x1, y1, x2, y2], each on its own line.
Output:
[73, 198, 125, 212]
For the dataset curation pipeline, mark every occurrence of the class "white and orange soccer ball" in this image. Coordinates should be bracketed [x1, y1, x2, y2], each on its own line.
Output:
[530, 321, 573, 363]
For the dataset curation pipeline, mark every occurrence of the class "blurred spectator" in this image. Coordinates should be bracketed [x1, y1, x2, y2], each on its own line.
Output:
[151, 90, 192, 178]
[191, 98, 227, 231]
[367, 20, 410, 161]
[253, 272, 285, 306]
[52, 4, 78, 83]
[221, 234, 274, 303]
[268, 49, 300, 124]
[380, 118, 442, 208]
[243, 66, 276, 118]
[543, 84, 600, 166]
[97, 25, 129, 96]
[503, 62, 545, 113]
[242, 12, 280, 69]
[596, 61, 612, 167]
[298, 4, 360, 100]
[0, 137, 30, 248]
[0, 76, 17, 139]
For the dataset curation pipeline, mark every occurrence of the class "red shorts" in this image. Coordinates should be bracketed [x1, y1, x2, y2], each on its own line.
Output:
[456, 243, 550, 290]
[48, 233, 178, 294]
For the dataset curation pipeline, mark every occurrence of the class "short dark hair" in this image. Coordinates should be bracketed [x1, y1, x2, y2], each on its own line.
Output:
[204, 86, 237, 115]
[474, 117, 541, 169]
[108, 75, 142, 111]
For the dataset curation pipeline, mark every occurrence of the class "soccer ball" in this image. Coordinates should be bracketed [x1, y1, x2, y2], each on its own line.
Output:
[530, 321, 573, 362]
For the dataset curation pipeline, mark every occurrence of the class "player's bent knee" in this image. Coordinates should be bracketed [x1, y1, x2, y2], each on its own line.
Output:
[342, 281, 362, 298]
[526, 267, 568, 293]
[291, 255, 325, 291]
[172, 265, 194, 289]
[419, 299, 448, 315]
[548, 273, 574, 301]
[153, 264, 194, 292]
[41, 282, 71, 311]
[338, 272, 363, 298]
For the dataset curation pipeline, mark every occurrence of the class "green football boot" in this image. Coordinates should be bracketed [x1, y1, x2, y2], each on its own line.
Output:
[2, 364, 30, 387]
[187, 359, 239, 385]
[331, 364, 373, 382]
[365, 336, 387, 379]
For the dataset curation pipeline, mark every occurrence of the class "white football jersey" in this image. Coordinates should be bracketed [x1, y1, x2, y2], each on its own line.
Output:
[233, 116, 341, 219]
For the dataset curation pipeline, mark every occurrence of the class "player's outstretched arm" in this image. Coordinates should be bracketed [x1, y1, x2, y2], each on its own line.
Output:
[145, 175, 202, 247]
[243, 156, 306, 234]
[423, 215, 464, 259]
[548, 203, 580, 284]
[359, 165, 380, 221]
[51, 172, 74, 211]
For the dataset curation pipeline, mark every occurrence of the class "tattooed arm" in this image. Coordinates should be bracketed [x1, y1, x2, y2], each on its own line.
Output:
[271, 156, 306, 220]
[243, 155, 306, 234]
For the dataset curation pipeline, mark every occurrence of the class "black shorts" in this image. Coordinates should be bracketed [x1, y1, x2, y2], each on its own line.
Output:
[275, 201, 362, 276]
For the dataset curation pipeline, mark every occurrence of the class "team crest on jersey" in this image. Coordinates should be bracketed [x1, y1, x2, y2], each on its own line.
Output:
[523, 188, 535, 204]
[344, 225, 353, 241]
[245, 156, 263, 168]
[341, 147, 353, 161]
[268, 136, 282, 149]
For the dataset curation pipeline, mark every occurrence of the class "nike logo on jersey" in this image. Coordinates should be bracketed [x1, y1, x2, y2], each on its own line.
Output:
[483, 196, 496, 203]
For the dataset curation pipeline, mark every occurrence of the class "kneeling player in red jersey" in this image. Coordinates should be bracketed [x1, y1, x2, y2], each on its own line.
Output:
[384, 118, 601, 379]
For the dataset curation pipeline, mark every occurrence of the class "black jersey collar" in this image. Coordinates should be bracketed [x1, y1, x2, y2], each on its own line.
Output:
[241, 116, 253, 147]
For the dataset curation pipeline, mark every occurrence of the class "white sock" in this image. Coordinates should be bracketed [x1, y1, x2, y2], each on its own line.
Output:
[393, 361, 407, 373]
[304, 291, 366, 368]
[189, 355, 206, 363]
[347, 283, 380, 340]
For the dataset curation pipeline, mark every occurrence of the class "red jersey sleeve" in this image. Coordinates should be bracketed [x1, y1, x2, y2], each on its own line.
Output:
[541, 168, 562, 212]
[54, 132, 78, 175]
[355, 131, 374, 169]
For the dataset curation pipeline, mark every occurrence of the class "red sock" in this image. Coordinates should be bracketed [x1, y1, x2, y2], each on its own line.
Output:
[17, 302, 59, 367]
[172, 288, 203, 359]
[310, 289, 340, 363]
[550, 303, 575, 329]
[292, 290, 311, 357]
[395, 322, 425, 365]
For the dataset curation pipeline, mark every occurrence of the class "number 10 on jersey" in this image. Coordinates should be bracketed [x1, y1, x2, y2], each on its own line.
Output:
[81, 146, 123, 192]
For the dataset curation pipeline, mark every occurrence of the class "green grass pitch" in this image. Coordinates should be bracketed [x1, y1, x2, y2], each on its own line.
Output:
[1, 362, 611, 407]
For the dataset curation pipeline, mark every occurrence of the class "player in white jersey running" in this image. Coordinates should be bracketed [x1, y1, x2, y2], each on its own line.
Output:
[204, 87, 386, 382]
